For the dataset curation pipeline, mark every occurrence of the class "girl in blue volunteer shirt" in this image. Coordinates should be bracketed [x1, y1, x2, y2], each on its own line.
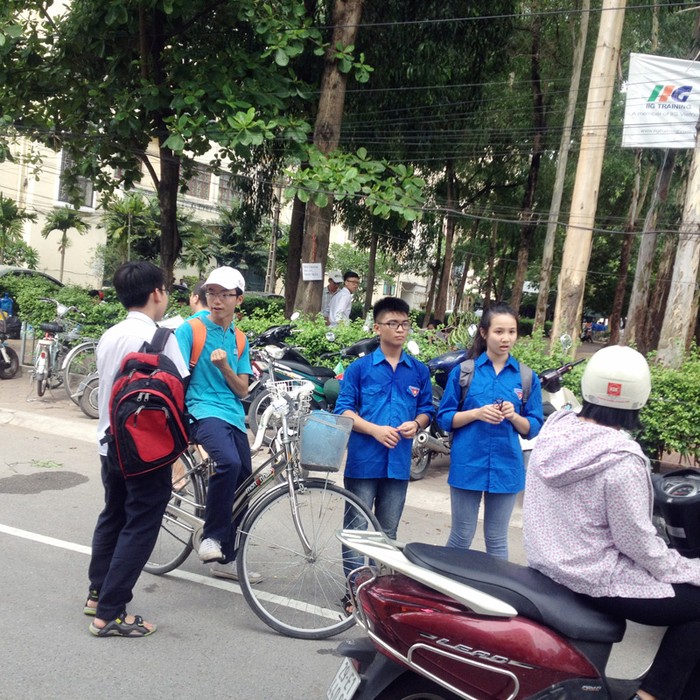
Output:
[437, 303, 543, 560]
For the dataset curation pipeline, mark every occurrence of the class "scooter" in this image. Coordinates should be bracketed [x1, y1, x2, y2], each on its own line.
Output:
[247, 334, 380, 441]
[329, 530, 642, 700]
[0, 318, 20, 379]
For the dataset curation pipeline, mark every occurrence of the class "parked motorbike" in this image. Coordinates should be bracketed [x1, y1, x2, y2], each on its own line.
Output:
[0, 318, 19, 379]
[247, 331, 380, 441]
[327, 530, 628, 700]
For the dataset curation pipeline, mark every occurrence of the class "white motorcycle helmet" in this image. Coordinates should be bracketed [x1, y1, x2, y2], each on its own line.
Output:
[581, 345, 651, 410]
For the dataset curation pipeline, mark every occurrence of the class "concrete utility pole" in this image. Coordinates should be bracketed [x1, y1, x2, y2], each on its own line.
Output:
[656, 125, 700, 367]
[550, 0, 626, 346]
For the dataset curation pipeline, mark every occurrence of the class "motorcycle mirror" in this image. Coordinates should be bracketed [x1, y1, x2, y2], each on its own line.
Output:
[467, 323, 478, 339]
[265, 344, 285, 359]
[290, 311, 300, 321]
[325, 332, 336, 342]
[406, 340, 420, 356]
[559, 333, 573, 352]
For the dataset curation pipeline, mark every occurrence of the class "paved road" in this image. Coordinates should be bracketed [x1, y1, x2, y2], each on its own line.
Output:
[0, 357, 663, 698]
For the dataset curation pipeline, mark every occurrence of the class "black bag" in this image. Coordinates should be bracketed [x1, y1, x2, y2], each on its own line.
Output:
[101, 327, 188, 478]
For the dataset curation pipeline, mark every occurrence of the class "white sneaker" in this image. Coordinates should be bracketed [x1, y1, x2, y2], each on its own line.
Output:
[210, 560, 263, 584]
[198, 538, 223, 562]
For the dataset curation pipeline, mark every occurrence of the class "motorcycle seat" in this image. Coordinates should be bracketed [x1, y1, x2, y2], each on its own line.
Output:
[403, 543, 626, 644]
[280, 358, 336, 380]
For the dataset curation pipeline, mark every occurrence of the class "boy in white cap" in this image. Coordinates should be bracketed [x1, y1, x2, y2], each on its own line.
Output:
[175, 266, 260, 582]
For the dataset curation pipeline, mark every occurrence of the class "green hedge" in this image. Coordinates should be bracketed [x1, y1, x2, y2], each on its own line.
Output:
[6, 275, 698, 468]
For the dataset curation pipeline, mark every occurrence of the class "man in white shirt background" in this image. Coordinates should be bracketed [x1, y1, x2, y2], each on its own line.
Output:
[322, 270, 343, 324]
[328, 270, 360, 327]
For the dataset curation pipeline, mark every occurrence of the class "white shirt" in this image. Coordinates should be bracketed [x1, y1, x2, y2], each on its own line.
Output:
[96, 311, 189, 455]
[328, 287, 352, 326]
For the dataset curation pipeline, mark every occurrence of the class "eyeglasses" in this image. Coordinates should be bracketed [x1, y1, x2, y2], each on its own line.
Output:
[205, 291, 239, 300]
[377, 320, 411, 330]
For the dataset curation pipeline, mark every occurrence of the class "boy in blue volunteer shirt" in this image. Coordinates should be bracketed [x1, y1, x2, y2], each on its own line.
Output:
[335, 297, 433, 541]
[175, 266, 259, 583]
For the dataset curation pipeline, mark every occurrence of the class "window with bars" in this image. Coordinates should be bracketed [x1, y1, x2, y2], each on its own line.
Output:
[218, 172, 241, 206]
[58, 151, 94, 208]
[184, 164, 211, 200]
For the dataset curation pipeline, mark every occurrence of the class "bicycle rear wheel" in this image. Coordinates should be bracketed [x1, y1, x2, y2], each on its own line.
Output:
[144, 455, 206, 575]
[237, 479, 379, 640]
[63, 341, 97, 405]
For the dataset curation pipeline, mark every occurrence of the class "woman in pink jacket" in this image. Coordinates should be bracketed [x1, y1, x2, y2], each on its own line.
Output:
[524, 345, 700, 700]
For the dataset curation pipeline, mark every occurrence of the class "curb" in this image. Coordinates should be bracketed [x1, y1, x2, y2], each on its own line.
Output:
[0, 407, 96, 445]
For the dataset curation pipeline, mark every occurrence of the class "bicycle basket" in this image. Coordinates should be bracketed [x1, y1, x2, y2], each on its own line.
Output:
[266, 379, 315, 417]
[299, 410, 353, 472]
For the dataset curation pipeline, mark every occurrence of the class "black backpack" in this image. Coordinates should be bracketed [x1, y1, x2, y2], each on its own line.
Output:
[101, 327, 188, 478]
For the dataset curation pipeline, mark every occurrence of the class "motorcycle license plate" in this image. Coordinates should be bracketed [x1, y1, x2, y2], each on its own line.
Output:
[327, 657, 361, 700]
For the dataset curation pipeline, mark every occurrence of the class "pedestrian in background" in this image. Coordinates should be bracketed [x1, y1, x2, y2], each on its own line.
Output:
[322, 270, 343, 324]
[328, 270, 359, 326]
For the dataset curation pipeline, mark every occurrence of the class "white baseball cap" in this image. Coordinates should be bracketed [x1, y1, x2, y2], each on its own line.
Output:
[327, 270, 343, 283]
[204, 266, 246, 293]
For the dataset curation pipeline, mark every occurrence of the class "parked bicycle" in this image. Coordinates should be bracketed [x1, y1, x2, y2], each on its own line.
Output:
[30, 298, 83, 397]
[62, 338, 98, 406]
[144, 378, 379, 640]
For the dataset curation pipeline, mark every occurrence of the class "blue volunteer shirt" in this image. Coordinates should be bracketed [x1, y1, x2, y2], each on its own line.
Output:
[175, 315, 252, 433]
[334, 346, 433, 480]
[437, 352, 543, 493]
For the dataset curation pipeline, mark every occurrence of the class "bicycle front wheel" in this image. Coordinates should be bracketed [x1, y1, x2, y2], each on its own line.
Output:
[144, 457, 206, 575]
[238, 479, 379, 640]
[63, 341, 97, 405]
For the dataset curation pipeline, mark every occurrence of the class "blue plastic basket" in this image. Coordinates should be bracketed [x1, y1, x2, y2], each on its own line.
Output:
[299, 411, 353, 471]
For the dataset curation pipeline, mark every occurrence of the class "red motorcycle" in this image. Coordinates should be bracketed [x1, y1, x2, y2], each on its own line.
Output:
[328, 517, 698, 700]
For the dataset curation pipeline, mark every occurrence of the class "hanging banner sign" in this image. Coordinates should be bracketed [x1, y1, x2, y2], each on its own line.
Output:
[622, 52, 700, 149]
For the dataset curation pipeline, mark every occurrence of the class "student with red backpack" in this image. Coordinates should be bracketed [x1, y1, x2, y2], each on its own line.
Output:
[86, 261, 189, 637]
[175, 266, 259, 583]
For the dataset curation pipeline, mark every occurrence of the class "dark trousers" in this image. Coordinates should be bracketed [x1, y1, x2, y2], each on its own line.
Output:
[88, 452, 172, 621]
[191, 418, 252, 562]
[589, 584, 700, 700]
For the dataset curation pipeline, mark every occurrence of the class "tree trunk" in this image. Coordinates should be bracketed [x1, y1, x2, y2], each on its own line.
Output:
[657, 141, 700, 367]
[285, 195, 306, 317]
[364, 230, 378, 313]
[422, 234, 442, 327]
[550, 0, 626, 348]
[454, 251, 473, 315]
[511, 16, 545, 313]
[482, 221, 498, 308]
[625, 151, 675, 348]
[534, 0, 590, 334]
[433, 162, 457, 322]
[295, 0, 364, 314]
[609, 150, 647, 345]
[646, 232, 676, 352]
[158, 143, 181, 287]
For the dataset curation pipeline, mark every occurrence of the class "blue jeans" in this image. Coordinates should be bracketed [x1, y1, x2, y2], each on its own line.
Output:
[447, 487, 517, 560]
[343, 477, 409, 579]
[191, 417, 252, 562]
[343, 477, 408, 540]
[88, 451, 172, 621]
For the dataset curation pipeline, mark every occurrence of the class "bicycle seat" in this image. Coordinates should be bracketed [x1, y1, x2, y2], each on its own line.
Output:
[403, 543, 626, 644]
[40, 322, 64, 334]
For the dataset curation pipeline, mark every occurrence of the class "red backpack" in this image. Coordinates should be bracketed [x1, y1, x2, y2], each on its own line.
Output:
[102, 327, 189, 478]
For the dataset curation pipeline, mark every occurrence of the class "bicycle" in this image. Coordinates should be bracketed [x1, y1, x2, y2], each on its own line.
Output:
[144, 378, 380, 640]
[30, 298, 82, 397]
[62, 338, 98, 406]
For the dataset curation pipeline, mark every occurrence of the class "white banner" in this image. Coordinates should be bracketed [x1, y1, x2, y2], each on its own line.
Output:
[622, 53, 700, 149]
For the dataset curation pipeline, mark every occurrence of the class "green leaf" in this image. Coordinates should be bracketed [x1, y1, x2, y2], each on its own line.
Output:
[275, 48, 289, 67]
[163, 133, 185, 152]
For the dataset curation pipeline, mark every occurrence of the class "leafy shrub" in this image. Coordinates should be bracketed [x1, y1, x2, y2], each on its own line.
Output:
[640, 347, 700, 468]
